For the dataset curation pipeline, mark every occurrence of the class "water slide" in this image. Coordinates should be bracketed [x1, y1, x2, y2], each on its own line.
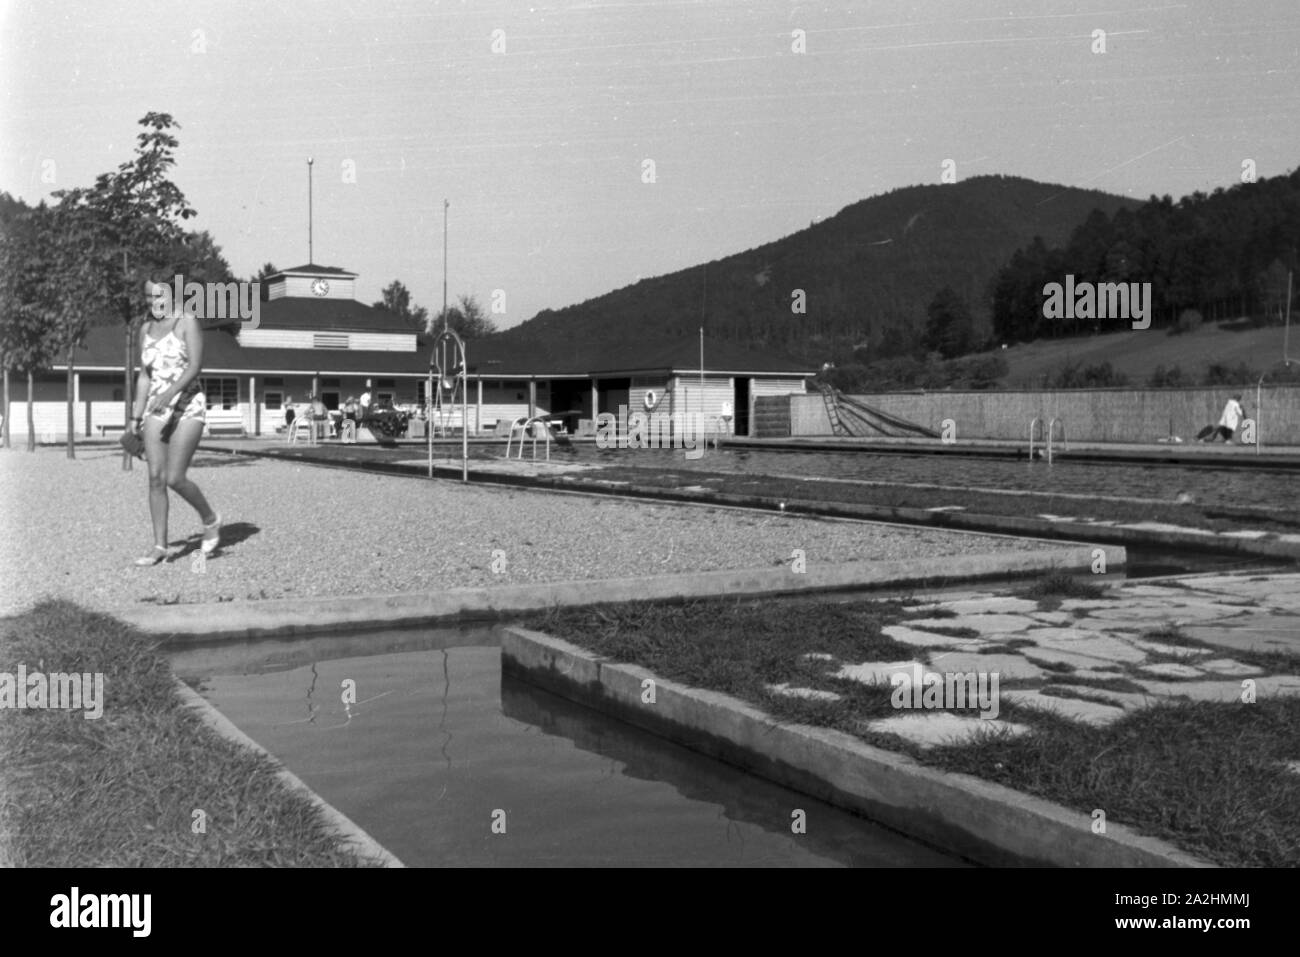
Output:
[817, 384, 940, 439]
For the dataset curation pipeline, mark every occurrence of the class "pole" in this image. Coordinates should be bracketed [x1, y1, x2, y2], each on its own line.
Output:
[307, 158, 314, 263]
[442, 199, 449, 333]
[1285, 268, 1293, 362]
[699, 326, 704, 429]
[121, 250, 133, 471]
[427, 367, 434, 478]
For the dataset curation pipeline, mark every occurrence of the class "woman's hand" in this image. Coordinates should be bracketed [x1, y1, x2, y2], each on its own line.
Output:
[145, 388, 176, 416]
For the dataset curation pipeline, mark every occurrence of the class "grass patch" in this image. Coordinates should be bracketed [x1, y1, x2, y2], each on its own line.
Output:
[925, 699, 1300, 867]
[527, 593, 1300, 866]
[1018, 572, 1108, 601]
[0, 601, 375, 867]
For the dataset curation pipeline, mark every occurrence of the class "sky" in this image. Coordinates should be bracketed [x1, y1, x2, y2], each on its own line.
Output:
[2, 0, 1298, 329]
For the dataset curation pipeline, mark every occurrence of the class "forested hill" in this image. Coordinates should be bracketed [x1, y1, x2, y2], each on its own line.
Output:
[500, 175, 1140, 363]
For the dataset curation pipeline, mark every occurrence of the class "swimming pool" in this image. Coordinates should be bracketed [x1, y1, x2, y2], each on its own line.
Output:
[174, 626, 969, 867]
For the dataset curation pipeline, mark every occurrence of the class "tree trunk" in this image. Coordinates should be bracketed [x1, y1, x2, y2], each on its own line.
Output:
[26, 369, 35, 452]
[1, 363, 9, 449]
[66, 345, 76, 459]
[122, 319, 134, 471]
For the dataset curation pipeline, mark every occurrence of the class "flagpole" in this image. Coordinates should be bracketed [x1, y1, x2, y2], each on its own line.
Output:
[307, 158, 314, 263]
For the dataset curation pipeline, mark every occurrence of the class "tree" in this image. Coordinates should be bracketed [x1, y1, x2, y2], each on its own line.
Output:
[922, 286, 976, 359]
[373, 279, 429, 332]
[0, 202, 62, 451]
[52, 112, 197, 469]
[430, 294, 498, 339]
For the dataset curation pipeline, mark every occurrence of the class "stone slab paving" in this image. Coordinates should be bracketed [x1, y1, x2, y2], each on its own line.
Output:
[881, 624, 988, 650]
[908, 613, 1038, 636]
[1138, 662, 1207, 679]
[864, 713, 1031, 749]
[767, 683, 843, 702]
[1001, 690, 1127, 726]
[924, 651, 1047, 681]
[1135, 675, 1300, 702]
[1198, 658, 1265, 676]
[817, 571, 1300, 750]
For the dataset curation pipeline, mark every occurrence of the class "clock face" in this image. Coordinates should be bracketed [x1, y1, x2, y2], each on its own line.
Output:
[311, 278, 330, 297]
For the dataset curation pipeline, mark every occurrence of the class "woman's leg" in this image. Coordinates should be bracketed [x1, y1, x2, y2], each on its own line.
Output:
[164, 418, 217, 525]
[142, 417, 171, 549]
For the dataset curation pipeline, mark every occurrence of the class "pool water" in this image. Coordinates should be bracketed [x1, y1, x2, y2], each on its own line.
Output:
[559, 445, 1299, 514]
[175, 627, 968, 867]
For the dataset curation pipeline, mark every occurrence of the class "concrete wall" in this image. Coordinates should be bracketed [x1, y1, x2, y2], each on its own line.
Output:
[785, 385, 1300, 444]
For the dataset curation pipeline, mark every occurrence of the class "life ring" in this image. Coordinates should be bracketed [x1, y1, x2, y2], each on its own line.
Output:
[643, 390, 658, 411]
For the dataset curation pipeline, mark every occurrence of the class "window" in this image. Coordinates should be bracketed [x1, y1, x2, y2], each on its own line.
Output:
[264, 391, 283, 411]
[200, 377, 239, 410]
[112, 388, 124, 402]
[313, 334, 349, 349]
[377, 392, 395, 405]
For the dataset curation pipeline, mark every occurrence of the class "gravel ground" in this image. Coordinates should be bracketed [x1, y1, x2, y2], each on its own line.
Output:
[0, 448, 1059, 616]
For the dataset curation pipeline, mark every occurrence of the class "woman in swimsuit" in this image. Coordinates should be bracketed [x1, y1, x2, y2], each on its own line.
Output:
[128, 306, 222, 566]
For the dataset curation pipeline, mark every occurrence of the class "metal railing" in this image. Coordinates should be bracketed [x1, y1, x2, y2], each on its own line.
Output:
[505, 416, 552, 462]
[1029, 417, 1066, 463]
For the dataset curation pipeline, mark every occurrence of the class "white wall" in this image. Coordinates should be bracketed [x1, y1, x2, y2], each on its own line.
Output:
[268, 276, 357, 300]
[238, 329, 416, 351]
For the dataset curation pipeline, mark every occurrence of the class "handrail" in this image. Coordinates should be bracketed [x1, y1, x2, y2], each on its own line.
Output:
[1028, 417, 1043, 460]
[1047, 417, 1066, 464]
[505, 415, 552, 462]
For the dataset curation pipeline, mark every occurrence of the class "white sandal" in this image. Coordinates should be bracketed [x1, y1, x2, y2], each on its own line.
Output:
[201, 514, 222, 554]
[134, 545, 170, 567]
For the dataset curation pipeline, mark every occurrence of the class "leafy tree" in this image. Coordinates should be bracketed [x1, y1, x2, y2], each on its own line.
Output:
[0, 202, 60, 450]
[430, 294, 498, 339]
[52, 112, 197, 468]
[922, 286, 976, 358]
[373, 279, 429, 332]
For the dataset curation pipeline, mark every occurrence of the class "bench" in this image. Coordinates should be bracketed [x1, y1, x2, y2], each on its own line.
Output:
[207, 424, 247, 437]
[97, 424, 126, 437]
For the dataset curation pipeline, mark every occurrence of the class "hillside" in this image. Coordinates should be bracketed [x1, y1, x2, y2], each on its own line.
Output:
[501, 175, 1141, 363]
[994, 319, 1296, 388]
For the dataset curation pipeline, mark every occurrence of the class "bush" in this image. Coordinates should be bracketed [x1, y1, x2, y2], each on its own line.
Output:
[1049, 360, 1129, 388]
[1203, 361, 1257, 386]
[1148, 364, 1190, 387]
[1168, 308, 1204, 336]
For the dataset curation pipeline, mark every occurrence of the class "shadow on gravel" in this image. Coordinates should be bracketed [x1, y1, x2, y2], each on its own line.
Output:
[171, 521, 260, 559]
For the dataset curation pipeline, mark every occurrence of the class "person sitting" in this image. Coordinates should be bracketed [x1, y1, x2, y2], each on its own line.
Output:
[1197, 394, 1246, 443]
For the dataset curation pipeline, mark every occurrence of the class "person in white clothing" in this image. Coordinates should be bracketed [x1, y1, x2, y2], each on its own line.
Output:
[1197, 394, 1246, 443]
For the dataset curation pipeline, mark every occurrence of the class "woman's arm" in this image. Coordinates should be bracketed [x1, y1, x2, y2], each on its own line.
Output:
[130, 368, 151, 430]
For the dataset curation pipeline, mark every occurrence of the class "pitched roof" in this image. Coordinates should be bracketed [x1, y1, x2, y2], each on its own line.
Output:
[254, 297, 416, 333]
[269, 264, 357, 278]
[60, 325, 814, 378]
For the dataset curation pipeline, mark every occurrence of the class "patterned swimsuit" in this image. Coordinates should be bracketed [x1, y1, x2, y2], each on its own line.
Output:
[142, 322, 206, 424]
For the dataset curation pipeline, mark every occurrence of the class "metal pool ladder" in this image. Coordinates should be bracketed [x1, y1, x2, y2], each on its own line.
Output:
[1029, 417, 1067, 463]
[505, 416, 552, 461]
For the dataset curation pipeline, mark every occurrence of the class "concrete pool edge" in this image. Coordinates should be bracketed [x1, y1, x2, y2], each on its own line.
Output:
[173, 679, 405, 868]
[198, 442, 1300, 561]
[499, 626, 1217, 869]
[121, 544, 1119, 641]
